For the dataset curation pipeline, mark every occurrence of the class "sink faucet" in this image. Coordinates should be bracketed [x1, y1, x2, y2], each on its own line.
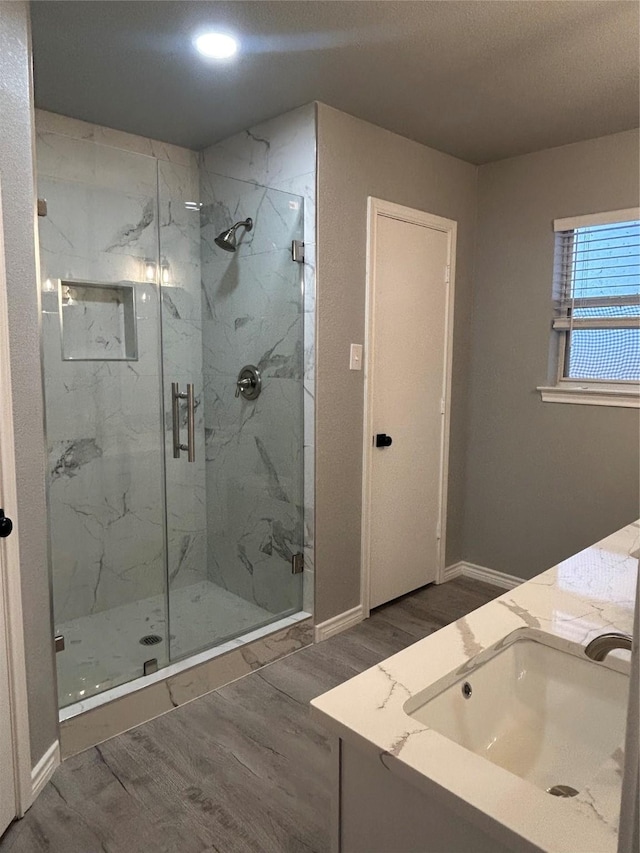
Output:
[585, 632, 633, 661]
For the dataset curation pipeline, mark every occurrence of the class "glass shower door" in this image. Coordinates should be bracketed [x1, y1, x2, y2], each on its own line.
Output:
[160, 172, 305, 660]
[37, 137, 169, 707]
[39, 131, 306, 706]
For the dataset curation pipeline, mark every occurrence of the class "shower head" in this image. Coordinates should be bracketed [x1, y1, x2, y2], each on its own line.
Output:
[214, 217, 253, 253]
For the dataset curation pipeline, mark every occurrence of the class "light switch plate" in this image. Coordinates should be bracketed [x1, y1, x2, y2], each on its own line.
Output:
[349, 343, 363, 370]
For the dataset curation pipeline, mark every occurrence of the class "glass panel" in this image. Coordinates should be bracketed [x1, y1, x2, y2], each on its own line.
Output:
[161, 170, 304, 660]
[567, 328, 640, 380]
[156, 159, 208, 659]
[570, 221, 640, 299]
[563, 221, 640, 381]
[37, 136, 168, 707]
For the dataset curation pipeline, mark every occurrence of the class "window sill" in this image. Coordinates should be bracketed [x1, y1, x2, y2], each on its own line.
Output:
[537, 384, 640, 408]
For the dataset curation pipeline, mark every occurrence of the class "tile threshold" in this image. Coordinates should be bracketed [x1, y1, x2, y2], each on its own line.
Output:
[60, 610, 311, 722]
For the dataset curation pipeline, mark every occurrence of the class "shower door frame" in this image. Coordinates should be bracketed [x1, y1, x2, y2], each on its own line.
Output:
[0, 179, 37, 817]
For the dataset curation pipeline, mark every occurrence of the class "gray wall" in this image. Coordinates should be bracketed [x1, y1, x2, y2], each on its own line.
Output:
[315, 104, 478, 623]
[0, 3, 58, 764]
[464, 130, 640, 578]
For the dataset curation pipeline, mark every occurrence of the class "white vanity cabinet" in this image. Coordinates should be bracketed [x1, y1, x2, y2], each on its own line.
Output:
[312, 522, 639, 853]
[332, 738, 517, 853]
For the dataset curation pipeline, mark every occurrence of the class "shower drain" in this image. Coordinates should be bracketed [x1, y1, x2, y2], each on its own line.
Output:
[139, 634, 162, 647]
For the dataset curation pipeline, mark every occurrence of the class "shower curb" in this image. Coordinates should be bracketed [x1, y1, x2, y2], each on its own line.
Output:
[59, 615, 312, 758]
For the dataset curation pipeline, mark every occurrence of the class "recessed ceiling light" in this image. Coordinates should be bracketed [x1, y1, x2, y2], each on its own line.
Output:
[194, 32, 238, 60]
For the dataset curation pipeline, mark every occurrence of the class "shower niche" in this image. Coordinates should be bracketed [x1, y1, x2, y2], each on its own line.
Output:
[60, 280, 138, 361]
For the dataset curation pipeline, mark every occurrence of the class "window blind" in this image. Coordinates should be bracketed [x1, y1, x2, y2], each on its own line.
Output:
[552, 219, 640, 331]
[551, 213, 640, 382]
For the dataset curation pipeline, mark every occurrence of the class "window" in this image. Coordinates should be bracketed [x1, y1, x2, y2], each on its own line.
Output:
[539, 208, 640, 407]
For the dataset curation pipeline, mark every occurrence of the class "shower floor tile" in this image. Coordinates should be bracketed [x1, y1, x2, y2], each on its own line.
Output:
[55, 581, 275, 708]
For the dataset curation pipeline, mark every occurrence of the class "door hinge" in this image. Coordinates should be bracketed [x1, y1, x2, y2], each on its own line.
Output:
[291, 240, 305, 263]
[436, 521, 442, 541]
[37, 198, 48, 217]
[445, 264, 450, 284]
[440, 398, 445, 415]
[291, 552, 304, 574]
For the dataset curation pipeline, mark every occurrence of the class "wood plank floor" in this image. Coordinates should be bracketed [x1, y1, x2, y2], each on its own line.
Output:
[1, 578, 501, 853]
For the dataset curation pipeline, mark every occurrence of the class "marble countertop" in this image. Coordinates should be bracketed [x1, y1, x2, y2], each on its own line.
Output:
[311, 521, 639, 853]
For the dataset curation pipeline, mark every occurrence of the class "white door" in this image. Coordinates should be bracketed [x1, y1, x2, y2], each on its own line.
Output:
[0, 178, 31, 834]
[364, 200, 456, 610]
[0, 534, 16, 836]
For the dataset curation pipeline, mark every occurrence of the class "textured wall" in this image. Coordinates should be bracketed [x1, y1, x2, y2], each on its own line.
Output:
[315, 104, 478, 623]
[0, 4, 58, 766]
[464, 130, 640, 578]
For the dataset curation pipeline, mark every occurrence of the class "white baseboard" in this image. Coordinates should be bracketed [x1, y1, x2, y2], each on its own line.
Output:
[443, 561, 522, 591]
[314, 605, 364, 642]
[31, 740, 60, 802]
[441, 562, 464, 583]
[316, 566, 519, 643]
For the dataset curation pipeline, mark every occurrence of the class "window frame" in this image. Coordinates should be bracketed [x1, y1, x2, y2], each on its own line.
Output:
[538, 207, 640, 408]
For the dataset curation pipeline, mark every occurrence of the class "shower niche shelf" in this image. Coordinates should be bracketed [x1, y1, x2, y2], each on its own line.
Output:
[60, 280, 138, 361]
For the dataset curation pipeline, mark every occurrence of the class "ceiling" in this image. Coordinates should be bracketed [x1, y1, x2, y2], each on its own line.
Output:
[30, 1, 640, 164]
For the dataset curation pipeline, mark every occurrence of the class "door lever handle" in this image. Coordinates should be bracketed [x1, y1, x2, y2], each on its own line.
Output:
[375, 433, 393, 448]
[0, 510, 13, 538]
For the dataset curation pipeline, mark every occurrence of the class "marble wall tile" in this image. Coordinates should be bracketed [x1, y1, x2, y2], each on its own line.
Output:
[37, 103, 316, 669]
[41, 235, 168, 625]
[38, 179, 158, 273]
[271, 170, 316, 246]
[37, 131, 158, 197]
[158, 160, 202, 310]
[36, 108, 197, 169]
[204, 376, 304, 614]
[200, 183, 305, 615]
[37, 120, 206, 628]
[48, 444, 166, 621]
[200, 104, 316, 187]
[163, 370, 207, 597]
[201, 104, 316, 618]
[157, 160, 207, 604]
[59, 282, 136, 361]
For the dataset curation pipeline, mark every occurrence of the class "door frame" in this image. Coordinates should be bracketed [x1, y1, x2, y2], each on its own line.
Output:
[0, 179, 33, 819]
[361, 197, 457, 617]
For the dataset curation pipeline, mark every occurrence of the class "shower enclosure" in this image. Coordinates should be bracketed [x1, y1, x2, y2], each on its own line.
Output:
[37, 131, 306, 708]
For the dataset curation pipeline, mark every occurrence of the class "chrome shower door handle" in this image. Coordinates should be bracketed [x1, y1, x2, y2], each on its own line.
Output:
[171, 382, 181, 459]
[185, 383, 195, 463]
[171, 382, 196, 463]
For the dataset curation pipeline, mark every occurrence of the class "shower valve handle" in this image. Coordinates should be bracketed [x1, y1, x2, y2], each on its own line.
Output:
[235, 365, 262, 401]
[235, 377, 254, 397]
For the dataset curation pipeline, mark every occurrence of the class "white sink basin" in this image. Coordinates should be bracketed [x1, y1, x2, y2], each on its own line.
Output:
[404, 631, 629, 794]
